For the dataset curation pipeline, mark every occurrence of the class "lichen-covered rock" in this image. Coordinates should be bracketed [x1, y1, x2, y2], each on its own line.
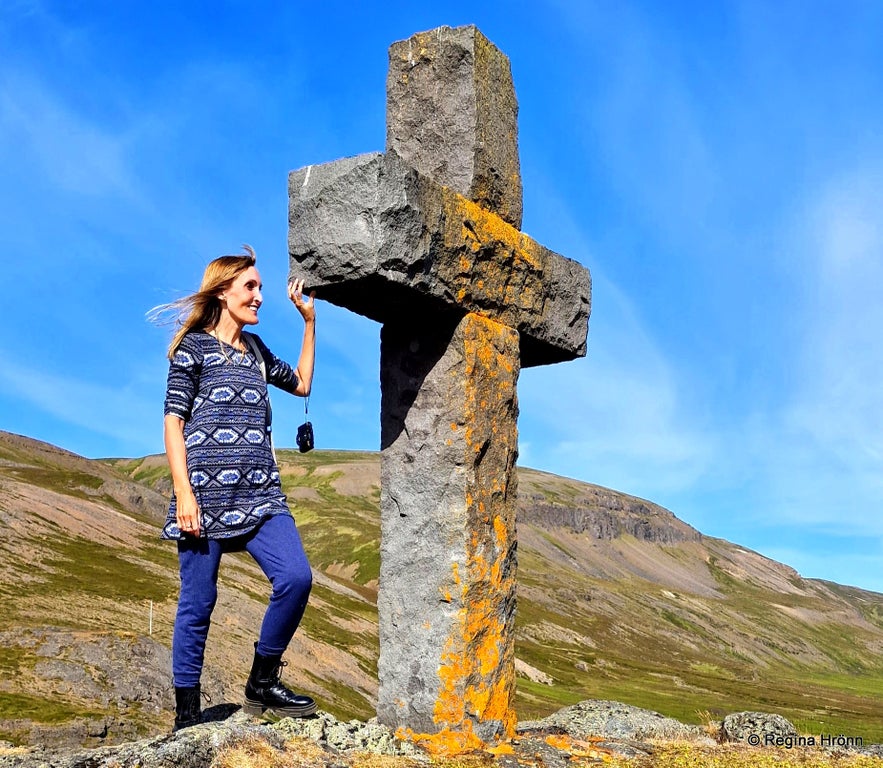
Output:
[0, 711, 426, 768]
[271, 711, 422, 756]
[720, 711, 798, 744]
[286, 22, 589, 751]
[519, 699, 708, 742]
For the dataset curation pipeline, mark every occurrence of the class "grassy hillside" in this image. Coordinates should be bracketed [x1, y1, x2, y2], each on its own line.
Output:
[2, 430, 883, 747]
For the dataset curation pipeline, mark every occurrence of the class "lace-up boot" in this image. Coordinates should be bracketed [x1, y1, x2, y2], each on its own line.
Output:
[243, 645, 317, 720]
[173, 685, 202, 731]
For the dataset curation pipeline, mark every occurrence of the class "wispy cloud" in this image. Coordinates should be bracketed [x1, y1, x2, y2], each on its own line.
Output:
[0, 358, 158, 454]
[4, 0, 883, 596]
[0, 73, 138, 200]
[758, 167, 883, 532]
[519, 269, 716, 502]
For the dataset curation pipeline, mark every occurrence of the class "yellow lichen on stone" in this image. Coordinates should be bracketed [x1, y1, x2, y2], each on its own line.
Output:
[412, 313, 518, 755]
[442, 193, 544, 325]
[394, 313, 518, 757]
[397, 724, 485, 755]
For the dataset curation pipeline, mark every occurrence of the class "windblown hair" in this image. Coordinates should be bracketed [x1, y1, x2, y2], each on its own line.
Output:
[148, 245, 257, 359]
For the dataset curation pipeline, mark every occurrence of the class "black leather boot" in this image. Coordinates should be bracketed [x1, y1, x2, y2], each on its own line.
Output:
[173, 685, 202, 731]
[243, 645, 317, 720]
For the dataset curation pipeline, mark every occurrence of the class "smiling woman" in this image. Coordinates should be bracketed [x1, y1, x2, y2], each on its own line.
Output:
[147, 244, 318, 731]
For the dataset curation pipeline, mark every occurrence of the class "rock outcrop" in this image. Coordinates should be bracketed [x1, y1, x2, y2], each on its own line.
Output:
[520, 489, 702, 543]
[720, 710, 798, 744]
[519, 699, 706, 742]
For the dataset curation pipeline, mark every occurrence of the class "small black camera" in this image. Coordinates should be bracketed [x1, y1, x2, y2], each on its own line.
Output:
[296, 421, 314, 453]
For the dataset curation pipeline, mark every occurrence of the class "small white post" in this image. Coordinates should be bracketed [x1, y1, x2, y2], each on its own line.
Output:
[149, 600, 153, 636]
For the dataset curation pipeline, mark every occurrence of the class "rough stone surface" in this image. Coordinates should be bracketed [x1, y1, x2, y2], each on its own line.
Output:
[720, 711, 798, 744]
[519, 699, 707, 742]
[0, 711, 423, 768]
[273, 711, 423, 756]
[0, 702, 710, 768]
[378, 314, 519, 748]
[0, 713, 284, 768]
[386, 25, 523, 228]
[289, 151, 590, 367]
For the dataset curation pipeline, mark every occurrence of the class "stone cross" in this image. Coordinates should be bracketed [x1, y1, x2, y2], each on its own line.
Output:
[288, 25, 591, 753]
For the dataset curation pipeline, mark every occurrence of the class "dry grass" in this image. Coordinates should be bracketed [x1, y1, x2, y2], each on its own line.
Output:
[211, 736, 328, 768]
[694, 709, 721, 736]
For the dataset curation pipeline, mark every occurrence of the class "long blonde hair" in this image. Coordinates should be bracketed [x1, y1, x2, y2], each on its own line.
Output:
[149, 245, 257, 359]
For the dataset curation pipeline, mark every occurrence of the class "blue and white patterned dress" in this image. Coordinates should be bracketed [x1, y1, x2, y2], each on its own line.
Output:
[161, 330, 299, 540]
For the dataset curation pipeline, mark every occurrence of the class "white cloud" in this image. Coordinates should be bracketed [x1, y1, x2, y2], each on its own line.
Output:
[728, 167, 883, 535]
[0, 358, 158, 454]
[789, 170, 883, 451]
[0, 73, 138, 200]
[519, 269, 716, 501]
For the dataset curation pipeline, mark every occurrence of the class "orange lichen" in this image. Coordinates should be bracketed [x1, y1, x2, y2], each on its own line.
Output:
[485, 741, 515, 756]
[493, 515, 507, 544]
[544, 734, 613, 759]
[443, 193, 545, 325]
[397, 725, 485, 755]
[394, 313, 520, 757]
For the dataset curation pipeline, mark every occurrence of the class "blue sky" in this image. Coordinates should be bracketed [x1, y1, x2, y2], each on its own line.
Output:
[3, 1, 883, 592]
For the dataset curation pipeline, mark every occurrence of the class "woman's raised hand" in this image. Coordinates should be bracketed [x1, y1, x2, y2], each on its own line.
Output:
[288, 278, 316, 323]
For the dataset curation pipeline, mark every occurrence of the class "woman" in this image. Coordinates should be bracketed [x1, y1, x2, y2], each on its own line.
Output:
[157, 245, 317, 730]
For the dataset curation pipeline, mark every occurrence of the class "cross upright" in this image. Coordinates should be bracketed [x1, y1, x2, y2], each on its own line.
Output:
[288, 25, 591, 753]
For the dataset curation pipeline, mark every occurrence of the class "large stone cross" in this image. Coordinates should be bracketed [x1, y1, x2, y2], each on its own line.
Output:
[288, 25, 591, 753]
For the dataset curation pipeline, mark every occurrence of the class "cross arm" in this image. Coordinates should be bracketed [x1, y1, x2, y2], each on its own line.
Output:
[289, 151, 590, 367]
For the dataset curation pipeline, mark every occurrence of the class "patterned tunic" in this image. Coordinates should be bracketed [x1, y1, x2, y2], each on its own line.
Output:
[161, 330, 299, 540]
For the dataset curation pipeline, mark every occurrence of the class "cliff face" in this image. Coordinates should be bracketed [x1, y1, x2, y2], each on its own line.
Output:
[3, 430, 883, 749]
[520, 497, 701, 544]
[517, 467, 703, 545]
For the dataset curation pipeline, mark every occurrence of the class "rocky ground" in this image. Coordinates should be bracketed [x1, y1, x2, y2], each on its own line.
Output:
[2, 700, 881, 768]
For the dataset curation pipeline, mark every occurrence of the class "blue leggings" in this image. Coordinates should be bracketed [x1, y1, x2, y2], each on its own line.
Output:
[172, 513, 312, 687]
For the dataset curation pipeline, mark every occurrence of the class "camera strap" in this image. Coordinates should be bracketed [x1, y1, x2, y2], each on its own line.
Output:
[242, 332, 277, 464]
